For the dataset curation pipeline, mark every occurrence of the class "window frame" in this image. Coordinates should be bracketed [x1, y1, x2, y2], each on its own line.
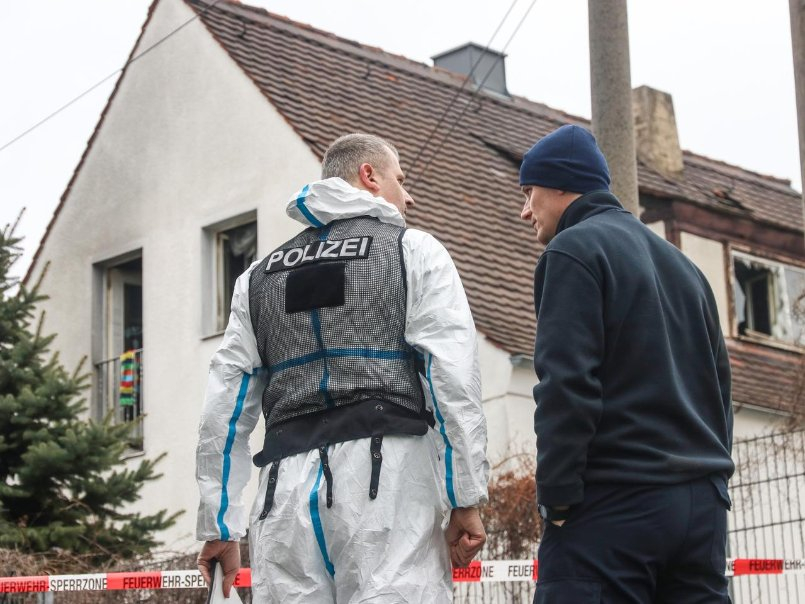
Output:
[729, 247, 805, 351]
[91, 250, 145, 450]
[202, 211, 258, 337]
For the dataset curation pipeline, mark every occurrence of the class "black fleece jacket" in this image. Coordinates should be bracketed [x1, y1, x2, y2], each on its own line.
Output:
[533, 191, 734, 507]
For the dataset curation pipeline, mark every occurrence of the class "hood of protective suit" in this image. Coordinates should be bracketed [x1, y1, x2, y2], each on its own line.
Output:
[286, 178, 406, 228]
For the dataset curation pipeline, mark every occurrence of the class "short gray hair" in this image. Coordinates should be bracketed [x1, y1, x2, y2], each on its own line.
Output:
[321, 133, 399, 182]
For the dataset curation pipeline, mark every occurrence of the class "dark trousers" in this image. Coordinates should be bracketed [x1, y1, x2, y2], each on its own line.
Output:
[534, 477, 731, 603]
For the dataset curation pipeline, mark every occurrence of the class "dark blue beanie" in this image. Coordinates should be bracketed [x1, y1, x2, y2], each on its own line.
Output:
[519, 125, 610, 193]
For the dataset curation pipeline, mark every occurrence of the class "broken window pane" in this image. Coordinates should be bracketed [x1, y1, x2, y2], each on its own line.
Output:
[734, 256, 774, 337]
[785, 268, 805, 344]
[732, 251, 805, 346]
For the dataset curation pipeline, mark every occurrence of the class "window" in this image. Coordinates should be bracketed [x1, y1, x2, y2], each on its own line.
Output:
[206, 218, 257, 333]
[93, 254, 144, 449]
[732, 251, 805, 345]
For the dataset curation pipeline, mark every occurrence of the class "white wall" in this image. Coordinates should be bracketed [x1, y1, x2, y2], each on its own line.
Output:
[479, 334, 537, 467]
[478, 333, 512, 402]
[733, 404, 788, 440]
[28, 0, 320, 548]
[680, 231, 730, 335]
[645, 220, 666, 241]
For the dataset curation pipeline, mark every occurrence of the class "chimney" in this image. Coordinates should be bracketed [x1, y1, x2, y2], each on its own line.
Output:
[632, 85, 684, 180]
[432, 43, 509, 97]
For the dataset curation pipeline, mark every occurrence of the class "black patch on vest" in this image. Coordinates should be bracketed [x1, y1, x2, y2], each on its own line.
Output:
[266, 236, 373, 274]
[285, 262, 346, 313]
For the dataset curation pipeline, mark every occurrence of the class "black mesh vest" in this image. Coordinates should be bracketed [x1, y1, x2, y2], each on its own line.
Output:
[249, 217, 431, 467]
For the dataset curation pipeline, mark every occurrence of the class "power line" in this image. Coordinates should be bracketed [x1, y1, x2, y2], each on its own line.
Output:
[409, 0, 539, 191]
[0, 0, 224, 155]
[404, 0, 521, 177]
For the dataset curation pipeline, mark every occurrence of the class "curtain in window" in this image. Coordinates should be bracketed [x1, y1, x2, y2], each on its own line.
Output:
[769, 264, 790, 340]
[228, 223, 257, 262]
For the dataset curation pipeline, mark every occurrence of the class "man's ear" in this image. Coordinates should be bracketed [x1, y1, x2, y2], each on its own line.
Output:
[358, 163, 380, 194]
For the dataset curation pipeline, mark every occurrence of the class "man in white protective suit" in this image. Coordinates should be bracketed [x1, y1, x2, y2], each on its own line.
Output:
[196, 133, 489, 603]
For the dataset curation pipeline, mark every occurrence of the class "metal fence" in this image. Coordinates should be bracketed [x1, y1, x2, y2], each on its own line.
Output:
[94, 349, 144, 449]
[729, 428, 805, 604]
[453, 428, 805, 603]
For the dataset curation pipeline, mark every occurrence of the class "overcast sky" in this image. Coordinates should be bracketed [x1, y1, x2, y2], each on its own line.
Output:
[0, 0, 800, 279]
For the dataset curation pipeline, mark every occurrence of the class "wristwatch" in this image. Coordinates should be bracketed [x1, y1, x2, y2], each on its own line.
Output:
[538, 504, 570, 523]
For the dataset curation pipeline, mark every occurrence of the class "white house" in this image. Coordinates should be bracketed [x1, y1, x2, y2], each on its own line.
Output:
[25, 1, 803, 583]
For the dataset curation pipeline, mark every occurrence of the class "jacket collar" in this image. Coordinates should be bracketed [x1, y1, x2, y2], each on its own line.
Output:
[555, 190, 626, 236]
[286, 178, 405, 228]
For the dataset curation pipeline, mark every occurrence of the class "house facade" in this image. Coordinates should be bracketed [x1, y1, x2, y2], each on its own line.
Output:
[25, 0, 803, 565]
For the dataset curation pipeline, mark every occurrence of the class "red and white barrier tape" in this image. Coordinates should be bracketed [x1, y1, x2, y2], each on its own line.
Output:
[453, 560, 538, 583]
[726, 558, 805, 577]
[0, 570, 249, 593]
[451, 558, 805, 583]
[2, 559, 804, 592]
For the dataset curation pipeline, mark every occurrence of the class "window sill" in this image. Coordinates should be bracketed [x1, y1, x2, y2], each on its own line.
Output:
[734, 333, 804, 355]
[201, 330, 226, 342]
[122, 448, 146, 461]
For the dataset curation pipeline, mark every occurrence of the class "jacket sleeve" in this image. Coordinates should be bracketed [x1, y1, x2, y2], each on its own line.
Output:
[402, 229, 489, 508]
[533, 249, 604, 507]
[196, 266, 265, 541]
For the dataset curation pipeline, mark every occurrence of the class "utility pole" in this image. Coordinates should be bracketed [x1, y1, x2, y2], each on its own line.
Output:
[588, 0, 640, 215]
[790, 0, 805, 239]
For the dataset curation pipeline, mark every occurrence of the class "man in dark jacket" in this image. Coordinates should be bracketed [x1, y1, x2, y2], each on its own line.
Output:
[519, 124, 734, 604]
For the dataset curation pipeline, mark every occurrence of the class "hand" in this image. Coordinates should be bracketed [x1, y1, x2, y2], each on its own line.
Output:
[197, 540, 241, 597]
[445, 507, 487, 568]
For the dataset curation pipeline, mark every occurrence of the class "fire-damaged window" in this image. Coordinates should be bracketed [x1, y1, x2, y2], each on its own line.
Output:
[732, 251, 805, 345]
[215, 221, 257, 331]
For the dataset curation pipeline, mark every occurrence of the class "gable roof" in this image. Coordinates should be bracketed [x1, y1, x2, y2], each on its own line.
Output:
[187, 0, 803, 358]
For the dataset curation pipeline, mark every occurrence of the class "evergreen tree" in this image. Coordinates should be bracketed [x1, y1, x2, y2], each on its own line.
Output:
[0, 219, 179, 562]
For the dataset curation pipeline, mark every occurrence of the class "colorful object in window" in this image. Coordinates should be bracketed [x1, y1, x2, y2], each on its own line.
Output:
[120, 350, 137, 407]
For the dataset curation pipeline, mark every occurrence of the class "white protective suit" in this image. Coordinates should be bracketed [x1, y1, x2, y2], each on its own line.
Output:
[196, 178, 489, 603]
